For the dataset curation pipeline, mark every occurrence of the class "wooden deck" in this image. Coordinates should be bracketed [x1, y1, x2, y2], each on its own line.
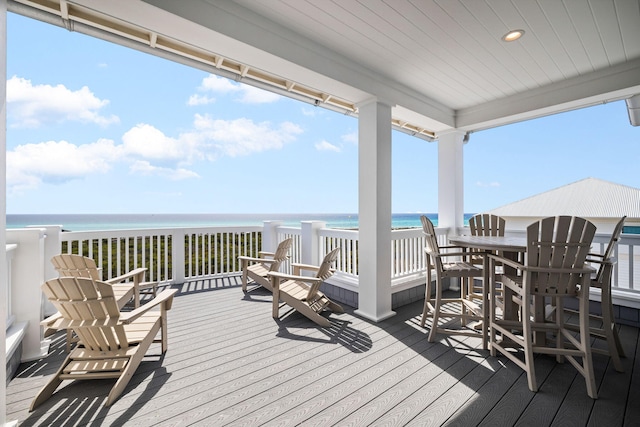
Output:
[7, 276, 640, 426]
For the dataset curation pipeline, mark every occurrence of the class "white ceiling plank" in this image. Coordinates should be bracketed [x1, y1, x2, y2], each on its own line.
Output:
[517, 0, 588, 78]
[615, 0, 640, 59]
[329, 0, 482, 104]
[485, 0, 558, 86]
[458, 0, 541, 92]
[563, 0, 610, 70]
[590, 0, 626, 65]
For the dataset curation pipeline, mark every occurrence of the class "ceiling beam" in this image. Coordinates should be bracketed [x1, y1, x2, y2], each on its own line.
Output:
[456, 57, 640, 132]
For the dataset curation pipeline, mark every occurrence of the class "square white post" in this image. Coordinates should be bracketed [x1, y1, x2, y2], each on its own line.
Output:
[438, 130, 466, 231]
[261, 220, 284, 252]
[300, 221, 325, 268]
[355, 99, 395, 322]
[0, 2, 13, 425]
[28, 225, 62, 316]
[438, 130, 466, 291]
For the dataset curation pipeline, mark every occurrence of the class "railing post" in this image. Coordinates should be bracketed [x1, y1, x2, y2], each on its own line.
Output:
[262, 221, 283, 252]
[172, 230, 185, 284]
[301, 221, 325, 268]
[5, 228, 49, 361]
[28, 225, 62, 317]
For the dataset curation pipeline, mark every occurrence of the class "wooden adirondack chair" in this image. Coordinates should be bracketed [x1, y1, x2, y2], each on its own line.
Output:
[467, 214, 507, 305]
[239, 238, 293, 292]
[268, 247, 343, 327]
[51, 253, 158, 307]
[419, 216, 486, 346]
[564, 215, 626, 372]
[46, 254, 158, 351]
[488, 216, 598, 398]
[31, 277, 177, 410]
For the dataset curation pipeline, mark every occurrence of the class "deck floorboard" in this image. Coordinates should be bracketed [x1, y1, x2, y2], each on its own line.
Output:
[7, 275, 640, 426]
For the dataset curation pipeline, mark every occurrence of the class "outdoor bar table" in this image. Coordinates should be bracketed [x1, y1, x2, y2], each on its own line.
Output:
[447, 235, 527, 342]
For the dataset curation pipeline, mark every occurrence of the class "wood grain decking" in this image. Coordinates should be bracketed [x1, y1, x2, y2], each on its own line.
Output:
[7, 276, 640, 426]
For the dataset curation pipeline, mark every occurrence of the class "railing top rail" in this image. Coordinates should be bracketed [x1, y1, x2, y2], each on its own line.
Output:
[59, 225, 264, 239]
[275, 226, 302, 234]
[318, 227, 358, 238]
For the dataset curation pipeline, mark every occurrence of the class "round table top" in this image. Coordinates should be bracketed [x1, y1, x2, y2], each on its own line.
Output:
[448, 235, 527, 252]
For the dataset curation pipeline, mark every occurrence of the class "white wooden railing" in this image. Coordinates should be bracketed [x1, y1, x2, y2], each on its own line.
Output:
[53, 223, 640, 298]
[5, 220, 640, 371]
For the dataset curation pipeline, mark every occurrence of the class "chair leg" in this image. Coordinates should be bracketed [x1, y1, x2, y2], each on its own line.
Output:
[241, 260, 248, 292]
[522, 298, 538, 393]
[30, 356, 69, 411]
[578, 287, 598, 399]
[601, 284, 624, 372]
[428, 277, 443, 342]
[420, 269, 433, 328]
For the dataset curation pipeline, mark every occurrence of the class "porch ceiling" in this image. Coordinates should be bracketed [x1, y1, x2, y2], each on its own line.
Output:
[10, 0, 640, 138]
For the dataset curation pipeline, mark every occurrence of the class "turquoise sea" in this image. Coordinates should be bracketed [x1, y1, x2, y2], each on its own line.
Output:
[6, 213, 475, 232]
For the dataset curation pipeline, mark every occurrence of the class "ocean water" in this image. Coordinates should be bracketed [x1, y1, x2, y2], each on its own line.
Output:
[6, 213, 474, 232]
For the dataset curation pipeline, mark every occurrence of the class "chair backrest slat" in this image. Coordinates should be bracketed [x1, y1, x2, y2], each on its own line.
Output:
[420, 215, 443, 272]
[42, 276, 128, 352]
[307, 247, 341, 301]
[52, 254, 102, 281]
[469, 214, 505, 237]
[269, 238, 294, 272]
[526, 216, 596, 295]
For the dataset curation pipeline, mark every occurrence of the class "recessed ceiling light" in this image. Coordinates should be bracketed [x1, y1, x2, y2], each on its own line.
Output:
[502, 30, 525, 42]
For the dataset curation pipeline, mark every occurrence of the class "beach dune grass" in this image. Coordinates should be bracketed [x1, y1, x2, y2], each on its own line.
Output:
[61, 231, 263, 282]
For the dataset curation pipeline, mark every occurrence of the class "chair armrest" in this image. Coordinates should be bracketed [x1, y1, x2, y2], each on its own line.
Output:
[267, 271, 322, 285]
[487, 253, 524, 271]
[425, 248, 473, 259]
[105, 267, 147, 284]
[238, 256, 278, 264]
[258, 251, 275, 258]
[121, 289, 178, 324]
[488, 253, 595, 275]
[587, 252, 605, 259]
[41, 312, 62, 327]
[290, 263, 321, 275]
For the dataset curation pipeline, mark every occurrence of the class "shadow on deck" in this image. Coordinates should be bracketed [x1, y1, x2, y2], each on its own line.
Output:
[7, 275, 640, 426]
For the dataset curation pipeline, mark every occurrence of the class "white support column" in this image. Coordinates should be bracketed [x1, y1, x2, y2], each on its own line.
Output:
[354, 98, 395, 322]
[437, 130, 466, 291]
[0, 1, 12, 425]
[437, 130, 466, 231]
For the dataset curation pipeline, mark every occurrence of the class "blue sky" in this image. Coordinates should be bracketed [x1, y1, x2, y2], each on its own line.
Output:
[6, 13, 640, 215]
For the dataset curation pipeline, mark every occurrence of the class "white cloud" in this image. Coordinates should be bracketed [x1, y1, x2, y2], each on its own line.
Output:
[129, 160, 200, 180]
[7, 114, 303, 192]
[342, 132, 358, 144]
[237, 85, 281, 104]
[189, 113, 302, 157]
[7, 138, 120, 193]
[476, 181, 501, 187]
[7, 76, 119, 128]
[315, 140, 341, 152]
[187, 94, 215, 106]
[200, 74, 239, 93]
[122, 124, 201, 162]
[190, 74, 281, 105]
